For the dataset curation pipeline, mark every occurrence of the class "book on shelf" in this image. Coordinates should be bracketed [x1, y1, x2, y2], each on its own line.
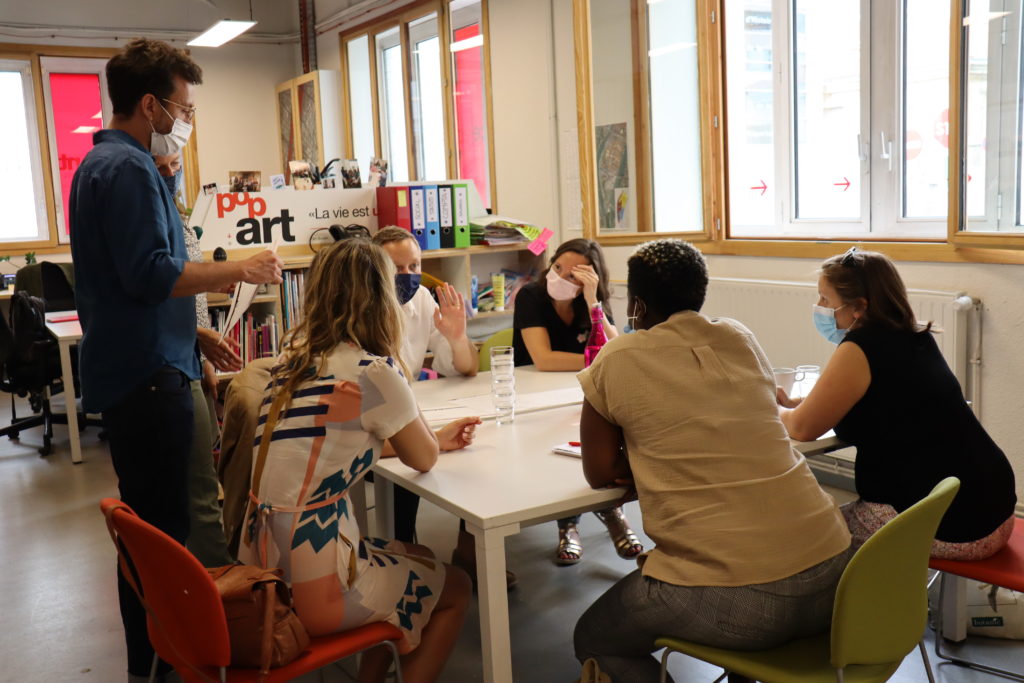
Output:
[210, 309, 280, 364]
[280, 268, 307, 332]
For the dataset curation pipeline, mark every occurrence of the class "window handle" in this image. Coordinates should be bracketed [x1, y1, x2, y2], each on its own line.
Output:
[879, 131, 893, 171]
[856, 134, 868, 162]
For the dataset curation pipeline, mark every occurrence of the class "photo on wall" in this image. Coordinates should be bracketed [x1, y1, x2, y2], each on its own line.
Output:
[341, 159, 362, 188]
[369, 157, 388, 187]
[289, 160, 314, 190]
[595, 123, 629, 231]
[322, 177, 337, 189]
[229, 170, 261, 193]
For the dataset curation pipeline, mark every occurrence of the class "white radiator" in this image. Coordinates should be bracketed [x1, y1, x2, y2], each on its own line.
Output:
[701, 277, 979, 395]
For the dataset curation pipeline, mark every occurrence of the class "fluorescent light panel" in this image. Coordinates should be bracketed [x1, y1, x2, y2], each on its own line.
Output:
[449, 34, 483, 52]
[188, 20, 257, 47]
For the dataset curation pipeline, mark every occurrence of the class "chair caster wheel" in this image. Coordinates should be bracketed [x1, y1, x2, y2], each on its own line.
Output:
[8, 432, 19, 441]
[38, 445, 52, 456]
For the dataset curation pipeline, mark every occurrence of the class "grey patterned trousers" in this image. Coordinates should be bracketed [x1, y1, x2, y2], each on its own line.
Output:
[573, 547, 852, 682]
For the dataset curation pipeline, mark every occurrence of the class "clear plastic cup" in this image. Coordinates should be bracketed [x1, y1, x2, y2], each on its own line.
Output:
[490, 346, 515, 425]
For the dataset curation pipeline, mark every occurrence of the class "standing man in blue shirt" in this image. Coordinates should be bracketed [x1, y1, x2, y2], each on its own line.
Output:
[69, 38, 283, 683]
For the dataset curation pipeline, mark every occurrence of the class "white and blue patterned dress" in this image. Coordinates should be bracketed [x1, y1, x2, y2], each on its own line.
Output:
[237, 344, 444, 650]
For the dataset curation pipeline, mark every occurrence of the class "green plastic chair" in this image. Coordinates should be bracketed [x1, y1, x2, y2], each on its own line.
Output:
[657, 477, 960, 683]
[478, 328, 514, 372]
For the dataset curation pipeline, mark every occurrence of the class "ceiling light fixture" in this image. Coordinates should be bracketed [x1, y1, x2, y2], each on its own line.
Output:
[449, 34, 483, 53]
[188, 0, 256, 47]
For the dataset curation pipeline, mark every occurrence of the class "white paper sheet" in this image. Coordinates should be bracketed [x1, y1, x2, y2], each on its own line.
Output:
[218, 241, 278, 342]
[420, 387, 583, 428]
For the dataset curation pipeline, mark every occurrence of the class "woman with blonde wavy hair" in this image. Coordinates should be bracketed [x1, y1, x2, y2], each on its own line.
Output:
[237, 238, 474, 683]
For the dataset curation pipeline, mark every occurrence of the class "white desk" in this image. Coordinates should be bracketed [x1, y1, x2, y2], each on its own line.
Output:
[369, 368, 840, 683]
[43, 311, 83, 464]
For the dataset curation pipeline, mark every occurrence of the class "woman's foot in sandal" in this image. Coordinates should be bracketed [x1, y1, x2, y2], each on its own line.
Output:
[594, 506, 643, 559]
[555, 523, 582, 565]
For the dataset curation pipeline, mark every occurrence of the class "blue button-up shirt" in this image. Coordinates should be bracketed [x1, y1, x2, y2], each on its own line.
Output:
[69, 129, 200, 412]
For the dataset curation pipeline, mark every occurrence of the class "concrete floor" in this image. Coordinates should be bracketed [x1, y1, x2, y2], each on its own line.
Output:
[0, 413, 1021, 682]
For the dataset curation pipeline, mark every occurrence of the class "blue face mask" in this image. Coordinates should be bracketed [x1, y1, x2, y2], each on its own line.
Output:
[395, 273, 421, 305]
[812, 304, 848, 344]
[163, 169, 182, 198]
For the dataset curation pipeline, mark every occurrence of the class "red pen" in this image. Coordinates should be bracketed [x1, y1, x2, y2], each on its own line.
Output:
[568, 441, 581, 447]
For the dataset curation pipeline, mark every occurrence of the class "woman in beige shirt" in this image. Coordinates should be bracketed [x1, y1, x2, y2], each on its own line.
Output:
[574, 240, 852, 683]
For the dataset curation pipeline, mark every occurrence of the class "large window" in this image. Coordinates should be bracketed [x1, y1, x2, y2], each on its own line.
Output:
[726, 0, 949, 240]
[0, 47, 114, 251]
[341, 0, 495, 209]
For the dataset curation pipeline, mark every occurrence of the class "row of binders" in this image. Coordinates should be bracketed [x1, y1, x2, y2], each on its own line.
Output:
[376, 184, 472, 250]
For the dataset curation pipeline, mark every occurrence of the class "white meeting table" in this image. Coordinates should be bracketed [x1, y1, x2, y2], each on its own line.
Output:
[43, 311, 84, 464]
[367, 366, 840, 683]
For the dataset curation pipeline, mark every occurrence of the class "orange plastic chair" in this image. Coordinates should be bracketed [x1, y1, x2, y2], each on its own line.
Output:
[100, 498, 405, 683]
[929, 516, 1024, 680]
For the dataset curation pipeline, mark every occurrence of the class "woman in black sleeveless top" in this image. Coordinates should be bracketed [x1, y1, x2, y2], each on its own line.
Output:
[778, 248, 1016, 560]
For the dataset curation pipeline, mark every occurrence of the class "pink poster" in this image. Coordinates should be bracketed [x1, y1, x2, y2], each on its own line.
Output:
[453, 24, 489, 208]
[50, 73, 102, 237]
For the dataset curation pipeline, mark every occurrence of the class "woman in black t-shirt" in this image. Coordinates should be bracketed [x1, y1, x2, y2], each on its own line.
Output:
[512, 238, 643, 565]
[779, 248, 1016, 560]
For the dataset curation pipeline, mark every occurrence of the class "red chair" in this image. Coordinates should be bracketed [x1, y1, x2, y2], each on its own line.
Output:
[929, 516, 1024, 681]
[100, 498, 405, 683]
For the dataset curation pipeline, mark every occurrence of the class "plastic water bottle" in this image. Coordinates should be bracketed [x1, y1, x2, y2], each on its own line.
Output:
[584, 303, 608, 367]
[490, 346, 515, 425]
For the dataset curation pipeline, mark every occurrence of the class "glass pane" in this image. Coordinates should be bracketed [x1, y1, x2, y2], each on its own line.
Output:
[648, 0, 704, 231]
[278, 89, 294, 181]
[0, 66, 47, 242]
[590, 0, 637, 231]
[793, 0, 861, 220]
[376, 27, 409, 183]
[409, 14, 446, 180]
[297, 79, 319, 166]
[346, 35, 375, 181]
[48, 72, 102, 238]
[725, 2, 775, 235]
[450, 0, 491, 207]
[903, 0, 951, 219]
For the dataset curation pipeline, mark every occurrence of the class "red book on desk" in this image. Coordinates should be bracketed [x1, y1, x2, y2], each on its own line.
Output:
[46, 314, 79, 323]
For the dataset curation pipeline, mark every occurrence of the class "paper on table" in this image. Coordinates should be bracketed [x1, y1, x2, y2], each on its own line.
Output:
[552, 442, 582, 458]
[218, 241, 278, 342]
[419, 386, 584, 428]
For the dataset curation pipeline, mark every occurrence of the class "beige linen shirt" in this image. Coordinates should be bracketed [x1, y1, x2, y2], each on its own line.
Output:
[578, 311, 850, 587]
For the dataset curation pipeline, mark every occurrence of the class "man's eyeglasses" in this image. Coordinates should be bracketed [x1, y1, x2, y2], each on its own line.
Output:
[162, 98, 197, 122]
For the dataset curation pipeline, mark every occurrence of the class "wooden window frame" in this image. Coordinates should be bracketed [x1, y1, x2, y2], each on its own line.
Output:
[574, 0, 1024, 265]
[0, 43, 118, 255]
[338, 0, 498, 211]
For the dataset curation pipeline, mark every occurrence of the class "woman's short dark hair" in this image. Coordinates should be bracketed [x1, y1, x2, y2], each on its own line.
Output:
[627, 239, 708, 315]
[106, 38, 203, 117]
[820, 249, 922, 333]
[539, 238, 612, 314]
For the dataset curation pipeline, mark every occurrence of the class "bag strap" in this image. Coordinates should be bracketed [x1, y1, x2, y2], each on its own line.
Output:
[252, 389, 287, 496]
[102, 502, 221, 683]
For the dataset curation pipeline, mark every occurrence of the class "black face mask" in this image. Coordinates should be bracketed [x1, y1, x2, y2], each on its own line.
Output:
[395, 273, 421, 305]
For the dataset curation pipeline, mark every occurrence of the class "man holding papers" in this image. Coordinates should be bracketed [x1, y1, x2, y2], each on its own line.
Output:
[69, 39, 282, 683]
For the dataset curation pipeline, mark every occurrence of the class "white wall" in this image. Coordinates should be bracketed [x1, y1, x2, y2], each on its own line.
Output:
[190, 43, 301, 185]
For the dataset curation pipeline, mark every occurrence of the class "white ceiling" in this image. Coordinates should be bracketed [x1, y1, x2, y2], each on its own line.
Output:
[0, 0, 378, 38]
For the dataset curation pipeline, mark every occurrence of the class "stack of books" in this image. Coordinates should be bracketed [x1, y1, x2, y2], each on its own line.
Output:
[210, 310, 280, 364]
[280, 269, 307, 331]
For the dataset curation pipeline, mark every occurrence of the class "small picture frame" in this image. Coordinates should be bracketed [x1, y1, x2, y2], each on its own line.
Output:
[270, 173, 286, 190]
[289, 160, 314, 190]
[341, 159, 362, 188]
[228, 171, 261, 193]
[202, 182, 219, 196]
[322, 177, 337, 189]
[369, 157, 388, 188]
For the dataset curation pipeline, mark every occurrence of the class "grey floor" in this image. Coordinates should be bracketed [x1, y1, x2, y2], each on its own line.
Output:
[1, 408, 1021, 682]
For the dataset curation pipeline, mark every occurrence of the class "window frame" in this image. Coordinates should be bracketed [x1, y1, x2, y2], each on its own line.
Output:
[338, 0, 498, 209]
[575, 0, 1024, 264]
[0, 43, 117, 256]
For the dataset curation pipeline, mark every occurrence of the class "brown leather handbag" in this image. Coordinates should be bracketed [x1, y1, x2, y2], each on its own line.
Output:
[208, 563, 310, 677]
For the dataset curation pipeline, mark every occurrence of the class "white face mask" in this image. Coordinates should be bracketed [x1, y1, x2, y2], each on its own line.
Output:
[149, 102, 193, 156]
[546, 267, 581, 301]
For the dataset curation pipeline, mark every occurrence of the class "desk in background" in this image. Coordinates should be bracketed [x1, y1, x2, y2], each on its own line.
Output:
[43, 311, 83, 464]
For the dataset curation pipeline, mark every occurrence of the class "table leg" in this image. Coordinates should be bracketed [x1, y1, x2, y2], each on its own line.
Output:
[465, 521, 520, 683]
[373, 474, 394, 539]
[940, 573, 968, 642]
[58, 340, 82, 464]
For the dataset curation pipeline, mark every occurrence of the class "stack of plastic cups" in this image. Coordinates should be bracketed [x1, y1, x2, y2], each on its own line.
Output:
[490, 346, 515, 425]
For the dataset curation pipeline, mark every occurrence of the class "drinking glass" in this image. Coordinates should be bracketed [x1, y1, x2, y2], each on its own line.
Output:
[490, 346, 515, 425]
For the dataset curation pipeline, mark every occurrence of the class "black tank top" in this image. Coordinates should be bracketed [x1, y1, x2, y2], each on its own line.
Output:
[835, 326, 1016, 542]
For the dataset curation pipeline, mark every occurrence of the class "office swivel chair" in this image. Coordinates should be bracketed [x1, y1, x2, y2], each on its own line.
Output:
[0, 291, 65, 455]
